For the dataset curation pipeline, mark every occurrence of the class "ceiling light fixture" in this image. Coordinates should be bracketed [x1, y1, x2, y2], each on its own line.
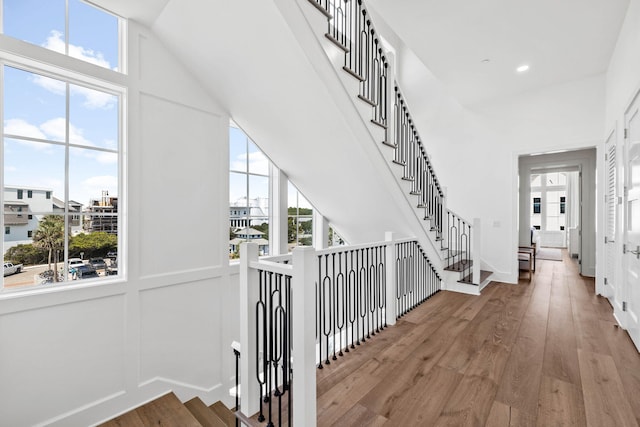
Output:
[517, 64, 530, 73]
[481, 59, 490, 63]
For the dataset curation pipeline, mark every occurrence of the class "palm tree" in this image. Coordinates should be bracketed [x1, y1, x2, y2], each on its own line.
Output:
[33, 215, 65, 282]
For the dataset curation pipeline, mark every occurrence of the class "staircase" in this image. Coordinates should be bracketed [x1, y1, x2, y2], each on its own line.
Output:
[299, 0, 493, 293]
[98, 392, 237, 427]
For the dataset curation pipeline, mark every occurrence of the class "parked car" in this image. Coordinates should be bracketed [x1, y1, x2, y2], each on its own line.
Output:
[76, 264, 98, 279]
[106, 251, 117, 259]
[68, 258, 84, 269]
[89, 257, 107, 270]
[106, 262, 118, 276]
[3, 262, 23, 276]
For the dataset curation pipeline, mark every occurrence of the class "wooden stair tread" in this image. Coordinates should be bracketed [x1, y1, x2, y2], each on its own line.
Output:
[185, 398, 228, 427]
[98, 409, 146, 426]
[458, 270, 493, 285]
[99, 392, 201, 427]
[324, 33, 349, 52]
[444, 259, 473, 272]
[342, 65, 364, 81]
[209, 401, 236, 426]
[307, 0, 332, 18]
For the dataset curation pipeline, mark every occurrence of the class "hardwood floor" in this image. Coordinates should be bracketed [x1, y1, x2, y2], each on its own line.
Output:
[316, 250, 640, 426]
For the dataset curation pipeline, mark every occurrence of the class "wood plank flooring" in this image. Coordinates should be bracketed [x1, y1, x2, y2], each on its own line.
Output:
[316, 250, 640, 426]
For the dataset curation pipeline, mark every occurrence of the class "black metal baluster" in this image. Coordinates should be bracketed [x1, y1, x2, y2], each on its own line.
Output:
[257, 271, 266, 423]
[367, 248, 374, 338]
[272, 275, 282, 426]
[267, 271, 273, 427]
[234, 346, 240, 427]
[381, 245, 387, 328]
[348, 250, 356, 350]
[336, 252, 345, 357]
[331, 253, 338, 361]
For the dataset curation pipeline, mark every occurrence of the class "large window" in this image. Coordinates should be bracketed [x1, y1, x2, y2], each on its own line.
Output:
[1, 2, 123, 290]
[530, 172, 567, 232]
[229, 122, 270, 258]
[2, 0, 120, 71]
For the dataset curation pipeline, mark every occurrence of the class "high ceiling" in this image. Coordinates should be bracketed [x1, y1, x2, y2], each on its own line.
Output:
[91, 0, 630, 107]
[367, 0, 630, 106]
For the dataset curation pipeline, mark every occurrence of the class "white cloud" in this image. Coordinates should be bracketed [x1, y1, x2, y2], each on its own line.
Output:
[43, 30, 111, 69]
[231, 151, 269, 175]
[4, 118, 47, 139]
[93, 151, 118, 165]
[31, 74, 66, 96]
[82, 175, 118, 203]
[73, 86, 116, 110]
[31, 31, 117, 110]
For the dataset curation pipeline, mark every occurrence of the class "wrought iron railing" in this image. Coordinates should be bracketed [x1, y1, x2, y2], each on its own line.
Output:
[239, 235, 441, 425]
[446, 211, 473, 282]
[232, 342, 241, 427]
[315, 243, 387, 368]
[254, 267, 293, 427]
[310, 0, 445, 242]
[393, 86, 445, 242]
[395, 239, 441, 317]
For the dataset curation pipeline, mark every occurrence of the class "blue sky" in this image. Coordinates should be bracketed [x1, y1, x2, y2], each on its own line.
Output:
[3, 1, 309, 214]
[3, 0, 119, 209]
[229, 123, 312, 210]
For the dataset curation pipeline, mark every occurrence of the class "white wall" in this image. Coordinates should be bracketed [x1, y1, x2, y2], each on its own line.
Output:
[601, 0, 640, 320]
[0, 22, 240, 426]
[391, 34, 605, 282]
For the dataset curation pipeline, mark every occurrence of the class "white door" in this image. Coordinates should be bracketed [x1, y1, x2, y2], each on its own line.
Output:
[605, 131, 619, 302]
[623, 96, 640, 351]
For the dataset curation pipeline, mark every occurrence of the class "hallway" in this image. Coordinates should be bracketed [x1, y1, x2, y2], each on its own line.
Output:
[316, 251, 640, 426]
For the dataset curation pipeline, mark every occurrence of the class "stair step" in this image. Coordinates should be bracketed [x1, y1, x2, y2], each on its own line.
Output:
[444, 259, 473, 272]
[357, 94, 376, 107]
[401, 176, 414, 182]
[342, 65, 365, 81]
[307, 0, 332, 18]
[209, 401, 236, 426]
[392, 159, 406, 166]
[410, 191, 421, 195]
[381, 140, 397, 149]
[324, 33, 349, 52]
[99, 392, 201, 427]
[185, 398, 230, 427]
[370, 118, 387, 129]
[458, 270, 493, 285]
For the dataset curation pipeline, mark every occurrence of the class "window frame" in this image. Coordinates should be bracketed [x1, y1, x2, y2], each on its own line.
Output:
[1, 23, 127, 291]
[229, 122, 271, 259]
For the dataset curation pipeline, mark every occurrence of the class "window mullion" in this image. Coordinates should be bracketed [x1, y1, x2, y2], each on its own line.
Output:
[64, 81, 70, 271]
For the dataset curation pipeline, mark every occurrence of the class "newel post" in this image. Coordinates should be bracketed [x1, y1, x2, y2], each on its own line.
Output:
[239, 242, 260, 417]
[473, 218, 482, 284]
[292, 246, 317, 426]
[385, 232, 397, 326]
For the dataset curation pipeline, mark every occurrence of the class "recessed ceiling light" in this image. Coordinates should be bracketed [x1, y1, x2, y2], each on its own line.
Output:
[517, 64, 530, 73]
[481, 59, 490, 63]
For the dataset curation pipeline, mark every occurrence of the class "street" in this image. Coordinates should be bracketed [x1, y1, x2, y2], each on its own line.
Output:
[4, 262, 110, 288]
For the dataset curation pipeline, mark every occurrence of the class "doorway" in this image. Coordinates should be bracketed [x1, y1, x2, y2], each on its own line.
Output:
[518, 149, 596, 276]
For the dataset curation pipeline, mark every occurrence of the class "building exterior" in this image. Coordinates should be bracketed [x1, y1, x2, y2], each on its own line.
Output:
[229, 227, 269, 256]
[229, 197, 269, 228]
[84, 191, 118, 234]
[3, 186, 54, 251]
[52, 197, 84, 236]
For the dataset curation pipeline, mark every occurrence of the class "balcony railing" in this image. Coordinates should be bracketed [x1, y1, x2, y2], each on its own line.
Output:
[239, 234, 440, 426]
